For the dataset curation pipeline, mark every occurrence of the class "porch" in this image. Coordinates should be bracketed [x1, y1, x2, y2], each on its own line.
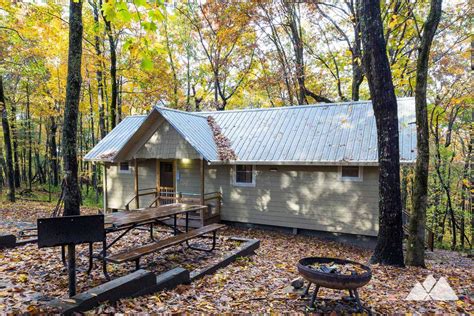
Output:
[102, 158, 222, 228]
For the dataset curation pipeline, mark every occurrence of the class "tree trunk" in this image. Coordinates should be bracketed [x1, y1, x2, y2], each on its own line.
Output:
[10, 104, 20, 188]
[0, 76, 15, 202]
[62, 0, 83, 216]
[117, 75, 122, 123]
[102, 11, 118, 129]
[87, 80, 99, 204]
[90, 0, 106, 139]
[35, 117, 45, 184]
[406, 0, 442, 267]
[26, 81, 33, 190]
[359, 0, 404, 266]
[284, 1, 306, 104]
[350, 1, 363, 101]
[49, 116, 59, 186]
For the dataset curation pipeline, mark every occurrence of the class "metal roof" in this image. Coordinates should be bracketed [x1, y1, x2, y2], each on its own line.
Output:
[198, 98, 416, 164]
[83, 115, 146, 161]
[84, 98, 417, 165]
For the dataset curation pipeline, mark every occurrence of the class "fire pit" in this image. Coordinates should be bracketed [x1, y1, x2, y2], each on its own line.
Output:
[297, 257, 372, 311]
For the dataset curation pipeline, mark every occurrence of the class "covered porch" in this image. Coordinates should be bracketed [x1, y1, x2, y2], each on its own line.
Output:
[102, 158, 222, 228]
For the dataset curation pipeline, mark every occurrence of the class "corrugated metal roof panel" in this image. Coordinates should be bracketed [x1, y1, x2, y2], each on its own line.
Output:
[84, 98, 417, 165]
[84, 116, 146, 161]
[198, 98, 416, 164]
[155, 107, 218, 161]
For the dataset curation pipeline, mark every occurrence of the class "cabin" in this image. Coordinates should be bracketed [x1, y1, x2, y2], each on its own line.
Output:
[84, 98, 416, 240]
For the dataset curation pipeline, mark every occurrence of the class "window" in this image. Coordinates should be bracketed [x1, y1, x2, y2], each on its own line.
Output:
[233, 165, 256, 187]
[339, 166, 363, 181]
[118, 162, 130, 173]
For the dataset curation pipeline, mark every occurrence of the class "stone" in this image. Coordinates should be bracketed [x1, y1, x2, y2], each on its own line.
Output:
[291, 277, 304, 289]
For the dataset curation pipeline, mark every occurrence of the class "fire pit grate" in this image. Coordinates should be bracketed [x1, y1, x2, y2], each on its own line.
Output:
[297, 257, 372, 312]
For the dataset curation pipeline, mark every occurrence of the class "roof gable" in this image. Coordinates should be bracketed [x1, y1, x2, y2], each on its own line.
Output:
[135, 119, 201, 160]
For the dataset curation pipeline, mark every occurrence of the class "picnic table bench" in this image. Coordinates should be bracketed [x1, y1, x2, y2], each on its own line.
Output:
[91, 203, 224, 278]
[106, 223, 225, 269]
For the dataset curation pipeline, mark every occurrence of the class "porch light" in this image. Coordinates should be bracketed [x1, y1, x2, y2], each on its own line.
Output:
[181, 158, 191, 164]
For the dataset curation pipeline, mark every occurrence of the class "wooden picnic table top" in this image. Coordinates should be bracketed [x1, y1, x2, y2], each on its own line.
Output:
[104, 203, 207, 229]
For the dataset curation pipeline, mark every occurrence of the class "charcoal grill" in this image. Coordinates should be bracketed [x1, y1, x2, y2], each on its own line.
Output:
[297, 257, 372, 311]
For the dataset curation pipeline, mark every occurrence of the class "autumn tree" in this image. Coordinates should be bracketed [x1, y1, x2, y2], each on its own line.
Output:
[0, 76, 15, 202]
[62, 0, 83, 216]
[359, 0, 404, 266]
[182, 1, 256, 110]
[406, 0, 442, 267]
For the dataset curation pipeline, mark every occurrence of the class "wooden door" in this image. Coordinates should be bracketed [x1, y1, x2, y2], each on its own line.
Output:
[159, 162, 175, 204]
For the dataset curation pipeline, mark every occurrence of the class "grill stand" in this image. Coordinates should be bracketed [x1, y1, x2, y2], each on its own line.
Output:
[302, 282, 365, 313]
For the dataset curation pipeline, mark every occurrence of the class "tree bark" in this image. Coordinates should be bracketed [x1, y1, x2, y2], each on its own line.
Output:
[101, 11, 118, 129]
[49, 115, 59, 186]
[0, 76, 15, 202]
[10, 103, 20, 188]
[62, 0, 83, 216]
[284, 1, 306, 104]
[406, 0, 442, 267]
[359, 0, 404, 266]
[90, 0, 106, 139]
[26, 81, 32, 190]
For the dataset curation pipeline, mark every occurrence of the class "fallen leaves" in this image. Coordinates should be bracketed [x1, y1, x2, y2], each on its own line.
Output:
[207, 116, 238, 161]
[307, 262, 367, 275]
[16, 274, 28, 283]
[1, 201, 473, 314]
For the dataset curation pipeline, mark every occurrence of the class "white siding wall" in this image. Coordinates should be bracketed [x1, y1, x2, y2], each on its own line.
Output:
[135, 121, 200, 160]
[176, 161, 379, 236]
[106, 160, 156, 210]
[109, 159, 380, 236]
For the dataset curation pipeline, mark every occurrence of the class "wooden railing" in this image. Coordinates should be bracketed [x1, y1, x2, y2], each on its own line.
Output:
[124, 187, 157, 211]
[125, 189, 222, 226]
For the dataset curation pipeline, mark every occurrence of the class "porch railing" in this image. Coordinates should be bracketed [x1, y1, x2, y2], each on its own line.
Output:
[124, 189, 222, 226]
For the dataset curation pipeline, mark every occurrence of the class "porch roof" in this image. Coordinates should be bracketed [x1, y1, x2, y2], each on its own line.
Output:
[84, 98, 417, 165]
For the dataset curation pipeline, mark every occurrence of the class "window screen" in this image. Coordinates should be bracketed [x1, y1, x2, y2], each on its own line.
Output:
[341, 166, 360, 178]
[235, 165, 253, 183]
[119, 162, 129, 171]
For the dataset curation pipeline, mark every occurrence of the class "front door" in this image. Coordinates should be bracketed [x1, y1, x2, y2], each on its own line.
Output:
[159, 162, 175, 204]
[160, 162, 174, 188]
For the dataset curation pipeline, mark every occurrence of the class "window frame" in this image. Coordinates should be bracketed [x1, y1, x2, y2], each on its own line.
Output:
[118, 161, 131, 174]
[231, 164, 256, 187]
[338, 165, 363, 182]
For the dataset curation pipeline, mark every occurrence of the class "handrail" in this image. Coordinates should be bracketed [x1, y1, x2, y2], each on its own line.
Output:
[125, 190, 222, 225]
[125, 190, 158, 211]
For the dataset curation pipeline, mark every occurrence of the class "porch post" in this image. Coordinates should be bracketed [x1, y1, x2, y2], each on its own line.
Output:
[102, 163, 108, 213]
[134, 159, 139, 209]
[155, 159, 160, 205]
[200, 159, 205, 205]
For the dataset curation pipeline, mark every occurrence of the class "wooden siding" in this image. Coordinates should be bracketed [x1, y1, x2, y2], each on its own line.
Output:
[108, 158, 379, 236]
[177, 161, 379, 236]
[106, 160, 156, 209]
[135, 121, 201, 160]
[176, 159, 202, 193]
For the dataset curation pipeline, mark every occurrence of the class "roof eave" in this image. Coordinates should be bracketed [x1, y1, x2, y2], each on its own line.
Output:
[207, 159, 416, 166]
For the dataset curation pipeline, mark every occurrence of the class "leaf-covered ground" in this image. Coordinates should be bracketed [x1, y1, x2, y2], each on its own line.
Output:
[0, 201, 472, 314]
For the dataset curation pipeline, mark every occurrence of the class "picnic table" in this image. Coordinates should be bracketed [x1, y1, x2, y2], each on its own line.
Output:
[89, 203, 224, 279]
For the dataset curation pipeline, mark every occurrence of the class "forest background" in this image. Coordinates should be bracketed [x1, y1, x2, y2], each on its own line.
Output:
[0, 0, 471, 251]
